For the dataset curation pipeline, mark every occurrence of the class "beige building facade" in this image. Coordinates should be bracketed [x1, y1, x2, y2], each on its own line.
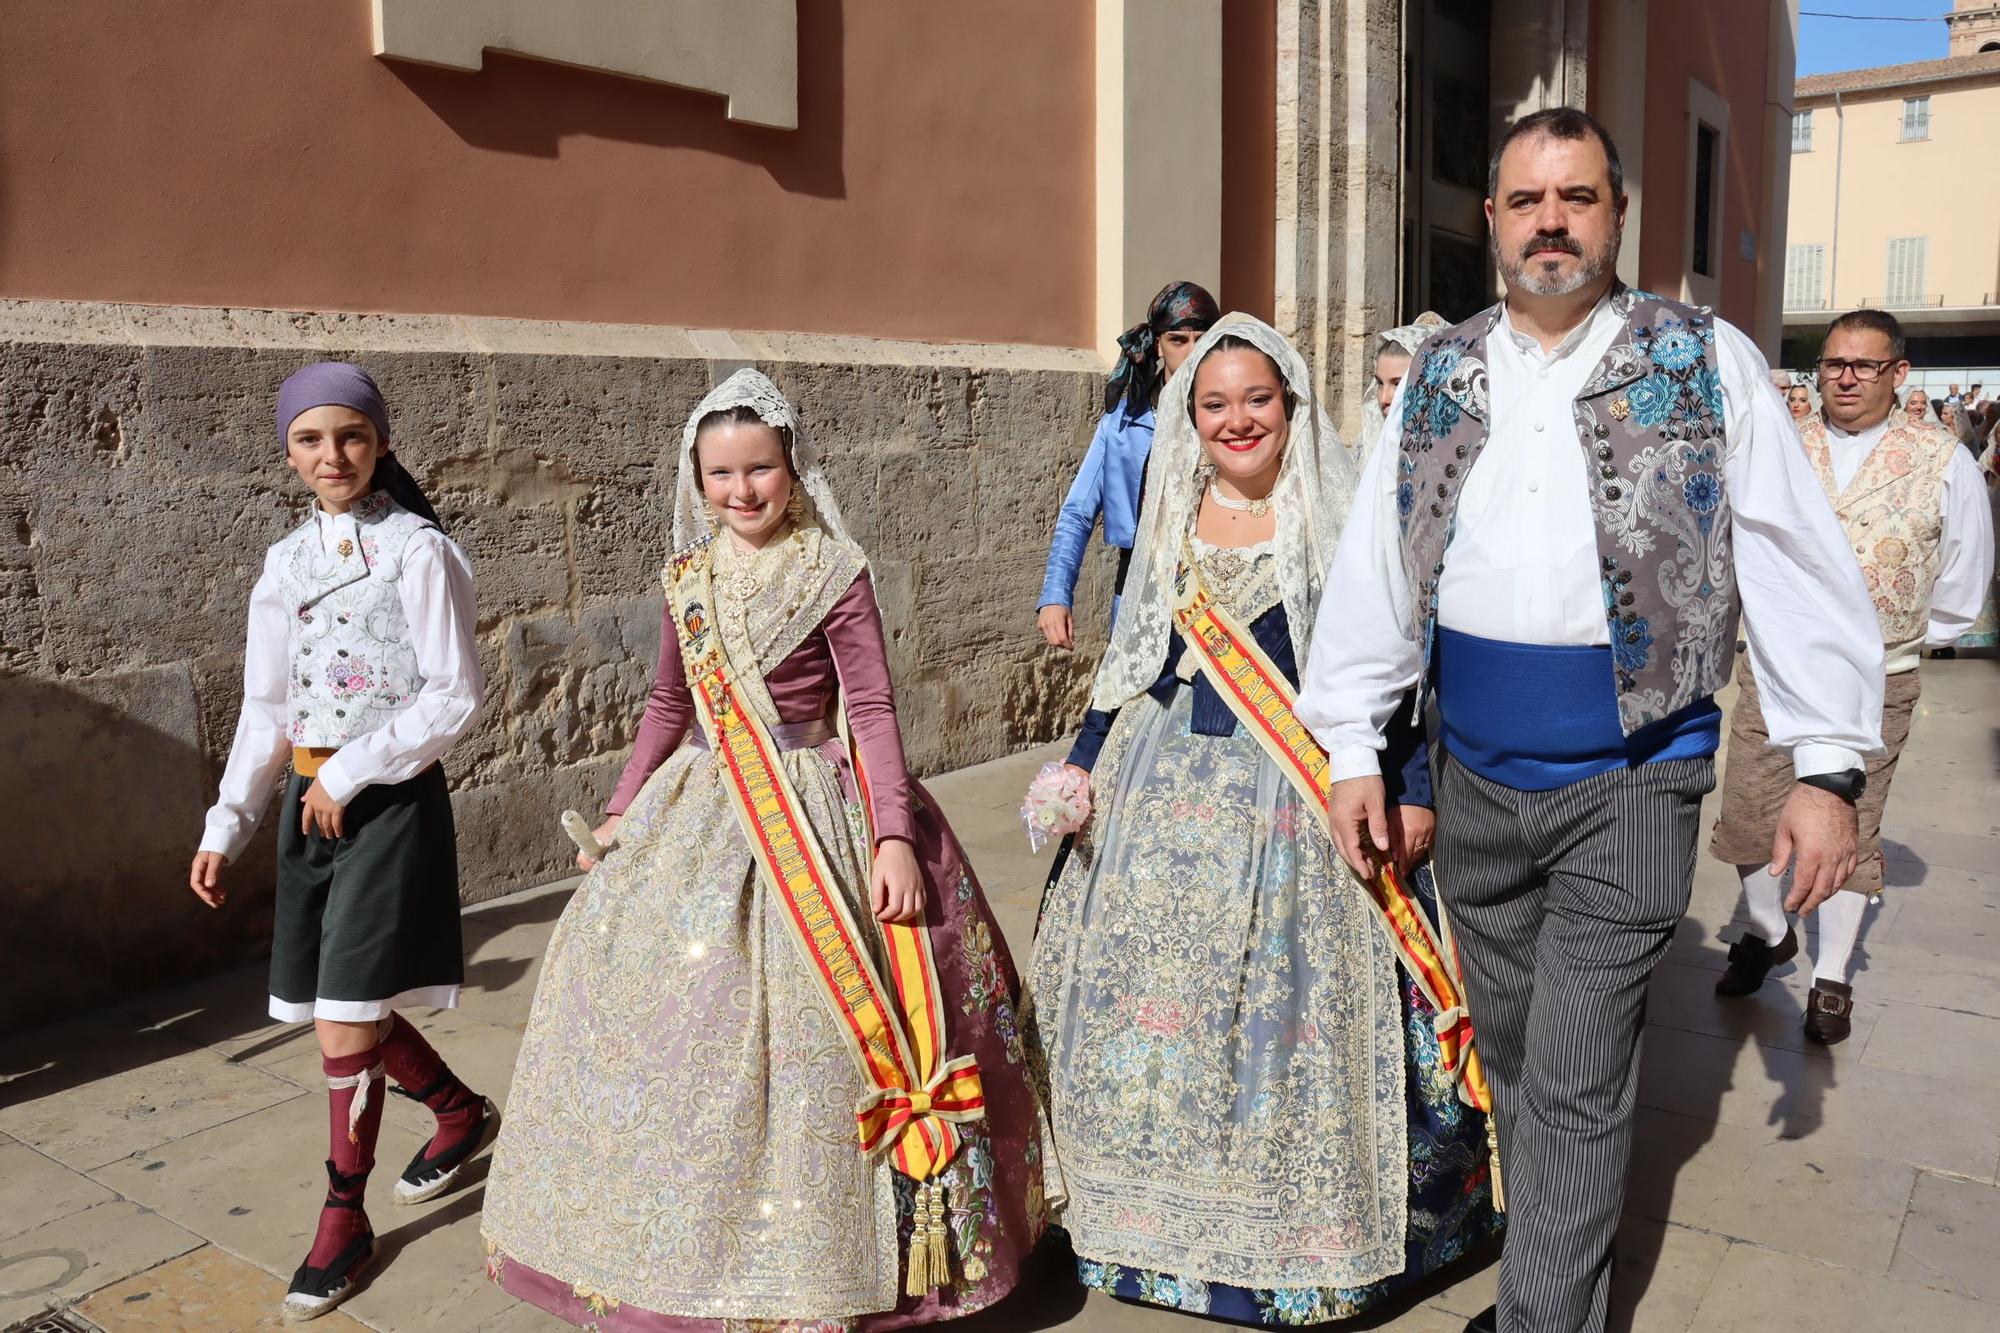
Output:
[1782, 31, 2000, 391]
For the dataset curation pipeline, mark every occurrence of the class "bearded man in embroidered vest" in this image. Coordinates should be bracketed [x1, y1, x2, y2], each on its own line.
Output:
[1709, 309, 1994, 1043]
[1294, 109, 1886, 1333]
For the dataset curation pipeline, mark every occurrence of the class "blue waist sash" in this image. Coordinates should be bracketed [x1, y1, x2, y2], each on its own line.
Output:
[1433, 627, 1719, 792]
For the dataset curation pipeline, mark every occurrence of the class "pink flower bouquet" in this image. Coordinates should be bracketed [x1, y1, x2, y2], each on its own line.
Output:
[1020, 761, 1091, 852]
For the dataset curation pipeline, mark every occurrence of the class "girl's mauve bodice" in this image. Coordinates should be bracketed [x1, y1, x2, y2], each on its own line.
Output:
[606, 571, 916, 843]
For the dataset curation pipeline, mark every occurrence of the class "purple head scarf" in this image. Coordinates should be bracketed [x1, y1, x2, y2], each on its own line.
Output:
[276, 361, 442, 528]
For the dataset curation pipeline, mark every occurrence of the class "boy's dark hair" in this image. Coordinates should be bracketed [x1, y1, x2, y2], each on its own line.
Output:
[1825, 309, 1907, 361]
[1487, 107, 1625, 201]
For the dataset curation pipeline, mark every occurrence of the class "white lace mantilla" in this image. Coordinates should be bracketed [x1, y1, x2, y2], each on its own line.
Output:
[671, 367, 857, 550]
[1092, 315, 1358, 712]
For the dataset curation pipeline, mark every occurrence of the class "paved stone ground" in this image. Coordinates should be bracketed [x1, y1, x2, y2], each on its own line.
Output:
[1, 660, 1994, 1332]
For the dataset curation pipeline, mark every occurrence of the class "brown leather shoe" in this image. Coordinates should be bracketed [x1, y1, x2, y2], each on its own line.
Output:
[1804, 980, 1855, 1044]
[1715, 927, 1798, 997]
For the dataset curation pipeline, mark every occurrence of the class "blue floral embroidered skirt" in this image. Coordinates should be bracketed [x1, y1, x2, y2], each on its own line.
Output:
[1074, 954, 1502, 1324]
[1027, 688, 1501, 1326]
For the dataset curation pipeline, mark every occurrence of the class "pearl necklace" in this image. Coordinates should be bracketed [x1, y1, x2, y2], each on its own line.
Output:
[1208, 480, 1274, 517]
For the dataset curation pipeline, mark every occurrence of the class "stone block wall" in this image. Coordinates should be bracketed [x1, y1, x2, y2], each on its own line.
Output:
[0, 301, 1110, 1033]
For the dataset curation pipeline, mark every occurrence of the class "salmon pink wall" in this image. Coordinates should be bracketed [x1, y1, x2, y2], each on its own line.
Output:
[1220, 0, 1278, 322]
[1634, 0, 1773, 332]
[0, 1, 1094, 347]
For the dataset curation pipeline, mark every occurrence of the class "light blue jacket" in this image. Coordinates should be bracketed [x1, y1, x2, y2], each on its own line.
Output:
[1037, 405, 1155, 610]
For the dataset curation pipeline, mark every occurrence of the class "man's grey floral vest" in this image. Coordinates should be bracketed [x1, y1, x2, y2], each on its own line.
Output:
[1397, 285, 1739, 734]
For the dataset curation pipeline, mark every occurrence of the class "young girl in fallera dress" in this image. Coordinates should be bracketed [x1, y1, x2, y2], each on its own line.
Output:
[480, 370, 1048, 1330]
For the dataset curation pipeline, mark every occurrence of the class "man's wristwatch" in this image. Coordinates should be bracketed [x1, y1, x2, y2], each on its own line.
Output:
[1799, 768, 1866, 805]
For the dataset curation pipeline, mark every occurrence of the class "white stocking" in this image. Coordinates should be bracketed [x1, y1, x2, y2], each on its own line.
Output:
[1810, 891, 1867, 986]
[1736, 864, 1791, 945]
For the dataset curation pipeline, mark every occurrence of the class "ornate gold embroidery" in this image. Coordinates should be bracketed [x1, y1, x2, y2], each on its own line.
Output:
[480, 724, 903, 1318]
[710, 526, 868, 677]
[1799, 416, 1956, 653]
[1189, 536, 1282, 623]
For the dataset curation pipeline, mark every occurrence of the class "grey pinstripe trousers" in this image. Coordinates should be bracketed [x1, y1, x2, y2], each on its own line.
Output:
[1433, 751, 1714, 1333]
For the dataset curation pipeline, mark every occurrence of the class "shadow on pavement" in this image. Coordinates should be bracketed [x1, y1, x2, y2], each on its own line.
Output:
[0, 884, 576, 1116]
[1612, 909, 1837, 1329]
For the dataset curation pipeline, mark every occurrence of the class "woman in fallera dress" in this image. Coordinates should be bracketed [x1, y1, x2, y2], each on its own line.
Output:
[1023, 316, 1500, 1326]
[1357, 312, 1447, 462]
[480, 370, 1047, 1330]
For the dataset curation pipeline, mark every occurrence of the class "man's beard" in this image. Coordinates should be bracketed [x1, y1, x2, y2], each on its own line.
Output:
[1495, 225, 1621, 297]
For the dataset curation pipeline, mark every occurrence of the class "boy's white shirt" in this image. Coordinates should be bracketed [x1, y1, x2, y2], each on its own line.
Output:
[198, 505, 483, 862]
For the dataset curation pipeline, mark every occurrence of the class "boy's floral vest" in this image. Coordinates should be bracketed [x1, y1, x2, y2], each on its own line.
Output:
[272, 491, 433, 746]
[1796, 414, 1957, 673]
[1397, 285, 1738, 735]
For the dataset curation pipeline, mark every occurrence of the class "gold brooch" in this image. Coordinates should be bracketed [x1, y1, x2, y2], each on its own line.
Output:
[1608, 398, 1631, 422]
[336, 539, 354, 558]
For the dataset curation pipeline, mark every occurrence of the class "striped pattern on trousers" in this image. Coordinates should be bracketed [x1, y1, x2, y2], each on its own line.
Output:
[1433, 750, 1715, 1333]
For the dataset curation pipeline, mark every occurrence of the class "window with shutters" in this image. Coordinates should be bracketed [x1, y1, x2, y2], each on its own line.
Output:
[1885, 237, 1927, 306]
[1901, 96, 1930, 141]
[1791, 110, 1812, 152]
[1785, 244, 1825, 310]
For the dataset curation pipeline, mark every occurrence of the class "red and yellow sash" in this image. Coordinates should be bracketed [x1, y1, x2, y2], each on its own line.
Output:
[1170, 546, 1503, 1205]
[667, 540, 984, 1201]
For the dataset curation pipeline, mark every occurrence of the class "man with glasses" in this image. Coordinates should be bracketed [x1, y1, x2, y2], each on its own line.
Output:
[1711, 309, 1994, 1040]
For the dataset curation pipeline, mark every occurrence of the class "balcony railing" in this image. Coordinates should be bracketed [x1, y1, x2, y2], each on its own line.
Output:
[1852, 295, 1946, 309]
[1785, 295, 2000, 316]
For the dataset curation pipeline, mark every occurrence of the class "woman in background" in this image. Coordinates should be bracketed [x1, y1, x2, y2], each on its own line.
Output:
[1035, 281, 1220, 649]
[1358, 313, 1447, 461]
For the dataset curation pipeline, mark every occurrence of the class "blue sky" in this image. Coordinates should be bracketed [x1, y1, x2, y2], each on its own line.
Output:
[1798, 2, 1954, 75]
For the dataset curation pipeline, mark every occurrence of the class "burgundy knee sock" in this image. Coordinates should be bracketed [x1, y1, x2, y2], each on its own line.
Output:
[377, 1012, 484, 1159]
[306, 1045, 384, 1270]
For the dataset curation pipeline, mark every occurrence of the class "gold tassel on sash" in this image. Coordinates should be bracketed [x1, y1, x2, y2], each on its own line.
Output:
[904, 1183, 932, 1296]
[905, 1179, 953, 1297]
[928, 1186, 952, 1287]
[1486, 1118, 1507, 1212]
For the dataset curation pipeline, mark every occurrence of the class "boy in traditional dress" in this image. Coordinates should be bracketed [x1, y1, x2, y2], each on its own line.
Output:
[189, 363, 497, 1321]
[1036, 280, 1220, 648]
